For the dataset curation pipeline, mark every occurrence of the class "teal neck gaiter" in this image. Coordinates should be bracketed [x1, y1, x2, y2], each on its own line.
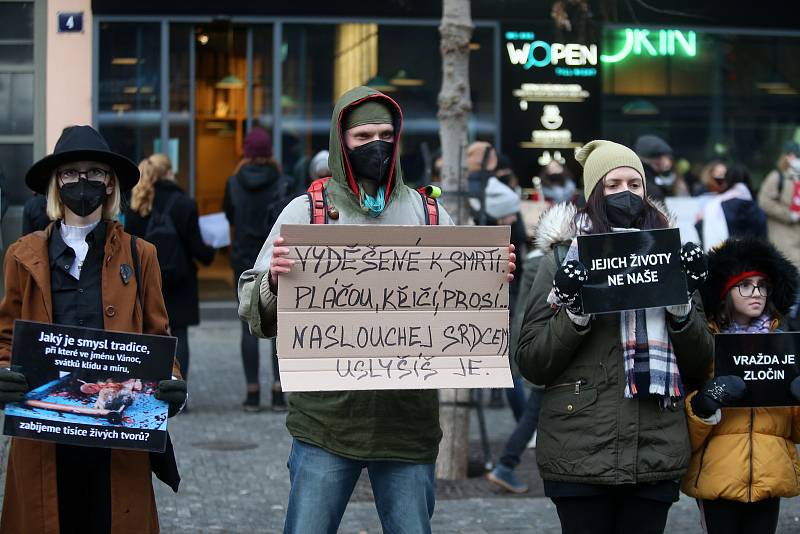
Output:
[360, 185, 386, 217]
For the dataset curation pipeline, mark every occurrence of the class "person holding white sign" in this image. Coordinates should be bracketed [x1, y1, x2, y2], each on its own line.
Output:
[238, 86, 514, 534]
[0, 126, 186, 533]
[682, 237, 800, 534]
[516, 140, 713, 534]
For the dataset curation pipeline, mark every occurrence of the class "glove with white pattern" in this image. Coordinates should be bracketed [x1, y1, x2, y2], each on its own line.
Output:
[680, 242, 708, 297]
[553, 260, 588, 314]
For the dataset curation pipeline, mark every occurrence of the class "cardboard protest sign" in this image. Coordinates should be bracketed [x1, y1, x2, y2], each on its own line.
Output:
[577, 228, 687, 314]
[3, 320, 175, 452]
[715, 333, 800, 407]
[277, 224, 514, 391]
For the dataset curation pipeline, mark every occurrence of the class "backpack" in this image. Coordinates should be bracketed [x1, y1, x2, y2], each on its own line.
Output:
[144, 193, 187, 287]
[306, 177, 439, 225]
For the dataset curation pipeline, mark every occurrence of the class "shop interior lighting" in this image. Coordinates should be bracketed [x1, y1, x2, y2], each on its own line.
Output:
[111, 103, 131, 112]
[622, 98, 659, 115]
[390, 70, 424, 87]
[216, 25, 244, 89]
[111, 57, 139, 65]
[469, 42, 481, 51]
[197, 33, 209, 45]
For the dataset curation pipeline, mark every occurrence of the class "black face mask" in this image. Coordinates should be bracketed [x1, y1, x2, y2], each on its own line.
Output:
[605, 190, 645, 228]
[59, 179, 108, 217]
[347, 140, 394, 183]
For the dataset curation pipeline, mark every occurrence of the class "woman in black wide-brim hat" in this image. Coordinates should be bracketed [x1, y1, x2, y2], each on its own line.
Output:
[0, 125, 186, 533]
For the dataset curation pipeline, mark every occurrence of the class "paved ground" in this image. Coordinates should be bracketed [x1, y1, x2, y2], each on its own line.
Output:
[2, 317, 800, 532]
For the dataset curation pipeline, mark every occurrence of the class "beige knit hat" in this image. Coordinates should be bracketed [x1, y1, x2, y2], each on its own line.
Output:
[575, 140, 646, 198]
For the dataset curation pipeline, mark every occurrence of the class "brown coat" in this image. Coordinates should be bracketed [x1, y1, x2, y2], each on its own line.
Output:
[0, 221, 178, 534]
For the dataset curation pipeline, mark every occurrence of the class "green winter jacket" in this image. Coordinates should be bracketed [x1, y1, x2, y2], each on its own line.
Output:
[237, 86, 452, 463]
[514, 203, 714, 485]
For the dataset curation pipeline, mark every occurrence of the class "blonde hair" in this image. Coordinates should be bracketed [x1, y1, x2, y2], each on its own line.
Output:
[46, 172, 121, 221]
[131, 154, 172, 216]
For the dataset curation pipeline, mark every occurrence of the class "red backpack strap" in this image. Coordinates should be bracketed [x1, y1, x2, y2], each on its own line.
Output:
[306, 177, 331, 224]
[416, 186, 440, 226]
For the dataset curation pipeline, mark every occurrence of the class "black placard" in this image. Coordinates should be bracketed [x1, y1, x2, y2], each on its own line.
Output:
[577, 228, 687, 314]
[714, 333, 800, 407]
[3, 320, 175, 452]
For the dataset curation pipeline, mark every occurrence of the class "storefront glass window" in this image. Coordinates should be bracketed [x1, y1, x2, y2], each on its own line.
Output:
[281, 23, 497, 187]
[602, 28, 800, 181]
[98, 23, 161, 113]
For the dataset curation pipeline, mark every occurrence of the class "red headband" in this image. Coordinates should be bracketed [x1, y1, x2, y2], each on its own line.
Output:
[721, 270, 767, 298]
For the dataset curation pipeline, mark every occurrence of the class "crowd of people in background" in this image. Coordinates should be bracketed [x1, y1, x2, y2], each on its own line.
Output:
[3, 87, 800, 533]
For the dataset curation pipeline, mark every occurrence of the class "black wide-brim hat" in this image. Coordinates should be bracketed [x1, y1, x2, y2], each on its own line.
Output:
[25, 125, 140, 194]
[703, 237, 799, 317]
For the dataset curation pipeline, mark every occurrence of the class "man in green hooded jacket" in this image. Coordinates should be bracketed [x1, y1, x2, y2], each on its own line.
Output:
[238, 86, 455, 533]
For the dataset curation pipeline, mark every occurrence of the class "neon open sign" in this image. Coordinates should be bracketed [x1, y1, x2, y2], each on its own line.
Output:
[601, 28, 697, 63]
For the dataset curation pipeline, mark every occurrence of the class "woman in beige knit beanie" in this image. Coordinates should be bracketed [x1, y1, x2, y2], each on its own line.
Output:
[515, 140, 711, 534]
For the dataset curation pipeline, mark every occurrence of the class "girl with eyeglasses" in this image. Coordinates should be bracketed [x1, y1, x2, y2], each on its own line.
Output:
[682, 237, 800, 534]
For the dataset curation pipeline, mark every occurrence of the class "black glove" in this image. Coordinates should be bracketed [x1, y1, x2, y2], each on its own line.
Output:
[691, 375, 747, 418]
[0, 368, 28, 408]
[680, 242, 708, 296]
[155, 379, 187, 417]
[553, 260, 588, 314]
[790, 376, 800, 402]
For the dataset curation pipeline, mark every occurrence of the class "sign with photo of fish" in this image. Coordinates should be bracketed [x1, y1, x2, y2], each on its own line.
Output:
[3, 320, 176, 452]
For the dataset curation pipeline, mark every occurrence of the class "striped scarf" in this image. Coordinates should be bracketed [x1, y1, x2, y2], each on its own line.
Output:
[548, 232, 684, 405]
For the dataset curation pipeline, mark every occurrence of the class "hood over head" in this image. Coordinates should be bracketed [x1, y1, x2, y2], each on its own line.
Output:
[704, 237, 799, 318]
[235, 162, 280, 191]
[325, 86, 405, 215]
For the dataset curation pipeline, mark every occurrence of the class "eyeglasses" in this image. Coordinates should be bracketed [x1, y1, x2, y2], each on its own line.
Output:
[735, 282, 771, 297]
[57, 168, 110, 183]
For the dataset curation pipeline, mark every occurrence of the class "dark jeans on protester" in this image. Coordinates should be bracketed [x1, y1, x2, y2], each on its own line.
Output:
[504, 375, 528, 421]
[172, 325, 189, 379]
[552, 492, 672, 534]
[699, 498, 780, 534]
[499, 387, 542, 469]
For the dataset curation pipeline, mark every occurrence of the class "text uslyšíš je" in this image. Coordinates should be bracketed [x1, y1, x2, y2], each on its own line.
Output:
[293, 245, 505, 279]
[292, 323, 509, 356]
[336, 355, 486, 381]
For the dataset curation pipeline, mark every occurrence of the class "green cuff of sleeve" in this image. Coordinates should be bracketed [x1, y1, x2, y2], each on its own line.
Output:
[248, 271, 277, 338]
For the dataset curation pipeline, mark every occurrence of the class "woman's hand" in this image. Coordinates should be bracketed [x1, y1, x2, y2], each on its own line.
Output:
[553, 260, 588, 313]
[680, 242, 708, 295]
[269, 236, 295, 288]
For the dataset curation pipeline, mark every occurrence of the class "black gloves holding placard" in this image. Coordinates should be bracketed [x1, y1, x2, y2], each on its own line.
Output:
[0, 368, 28, 408]
[155, 379, 187, 417]
[680, 242, 708, 296]
[691, 375, 747, 418]
[553, 260, 588, 314]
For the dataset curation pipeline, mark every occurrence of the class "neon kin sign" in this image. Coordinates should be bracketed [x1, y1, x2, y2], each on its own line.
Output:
[601, 28, 697, 63]
[505, 29, 697, 72]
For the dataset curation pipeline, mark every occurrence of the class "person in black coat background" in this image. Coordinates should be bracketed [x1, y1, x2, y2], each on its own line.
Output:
[224, 127, 294, 412]
[125, 153, 214, 380]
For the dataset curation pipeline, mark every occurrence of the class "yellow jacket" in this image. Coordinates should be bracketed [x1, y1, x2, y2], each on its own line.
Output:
[681, 390, 800, 502]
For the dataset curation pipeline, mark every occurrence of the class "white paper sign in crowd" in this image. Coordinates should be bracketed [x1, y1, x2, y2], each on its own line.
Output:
[276, 224, 514, 391]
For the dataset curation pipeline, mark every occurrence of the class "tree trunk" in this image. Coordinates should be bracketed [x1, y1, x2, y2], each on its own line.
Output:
[436, 0, 473, 480]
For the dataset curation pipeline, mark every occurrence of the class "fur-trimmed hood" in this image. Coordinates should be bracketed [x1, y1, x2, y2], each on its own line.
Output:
[703, 237, 799, 317]
[533, 198, 675, 252]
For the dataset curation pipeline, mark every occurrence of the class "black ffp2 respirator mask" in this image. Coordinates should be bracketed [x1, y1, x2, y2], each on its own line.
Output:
[347, 140, 393, 183]
[604, 190, 645, 228]
[59, 179, 108, 217]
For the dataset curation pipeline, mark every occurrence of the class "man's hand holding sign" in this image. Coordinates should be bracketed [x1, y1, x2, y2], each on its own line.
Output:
[270, 224, 516, 392]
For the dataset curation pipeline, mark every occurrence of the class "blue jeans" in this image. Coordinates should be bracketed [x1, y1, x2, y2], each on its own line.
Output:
[499, 388, 543, 469]
[284, 439, 435, 534]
